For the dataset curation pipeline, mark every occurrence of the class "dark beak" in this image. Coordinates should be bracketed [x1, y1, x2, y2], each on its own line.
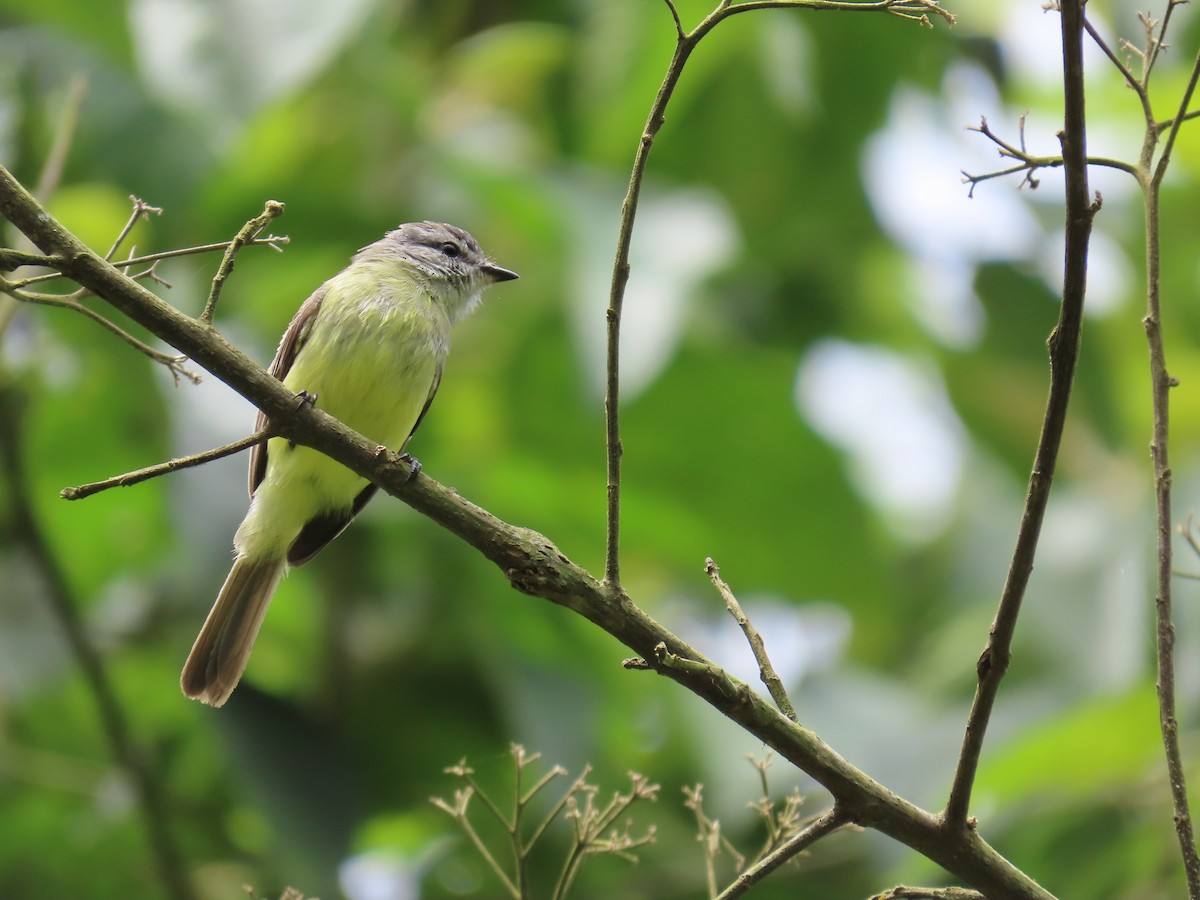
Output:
[483, 262, 519, 283]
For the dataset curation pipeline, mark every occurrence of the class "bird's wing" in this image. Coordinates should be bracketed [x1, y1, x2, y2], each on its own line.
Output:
[248, 283, 328, 497]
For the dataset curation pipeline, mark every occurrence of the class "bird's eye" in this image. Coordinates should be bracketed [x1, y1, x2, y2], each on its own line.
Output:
[440, 241, 461, 258]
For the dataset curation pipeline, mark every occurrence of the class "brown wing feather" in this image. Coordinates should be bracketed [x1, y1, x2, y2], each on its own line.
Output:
[249, 283, 328, 497]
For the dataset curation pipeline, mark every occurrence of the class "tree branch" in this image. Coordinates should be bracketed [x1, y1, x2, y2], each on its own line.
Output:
[715, 806, 846, 899]
[199, 200, 286, 324]
[0, 160, 1052, 899]
[945, 0, 1098, 828]
[60, 428, 273, 500]
[706, 557, 797, 721]
[1141, 41, 1200, 900]
[601, 0, 953, 589]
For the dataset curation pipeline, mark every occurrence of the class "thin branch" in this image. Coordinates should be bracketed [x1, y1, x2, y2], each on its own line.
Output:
[1143, 1, 1186, 85]
[8, 237, 290, 291]
[705, 557, 797, 721]
[961, 115, 1138, 197]
[4, 285, 201, 384]
[1084, 16, 1144, 96]
[199, 200, 286, 325]
[722, 0, 954, 27]
[1155, 106, 1200, 135]
[105, 197, 162, 262]
[945, 0, 1098, 828]
[601, 0, 952, 589]
[715, 806, 846, 900]
[1152, 48, 1200, 189]
[61, 428, 273, 500]
[1141, 45, 1200, 900]
[0, 386, 197, 900]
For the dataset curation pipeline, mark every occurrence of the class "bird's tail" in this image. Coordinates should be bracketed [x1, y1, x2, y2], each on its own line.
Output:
[180, 555, 286, 707]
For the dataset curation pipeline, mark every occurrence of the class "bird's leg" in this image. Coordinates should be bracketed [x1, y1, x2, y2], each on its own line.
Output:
[399, 452, 422, 484]
[294, 389, 318, 410]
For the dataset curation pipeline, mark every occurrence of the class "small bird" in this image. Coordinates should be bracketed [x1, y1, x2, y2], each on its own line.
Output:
[181, 221, 518, 707]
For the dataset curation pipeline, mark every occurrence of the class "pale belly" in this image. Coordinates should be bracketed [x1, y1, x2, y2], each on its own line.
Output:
[235, 286, 447, 555]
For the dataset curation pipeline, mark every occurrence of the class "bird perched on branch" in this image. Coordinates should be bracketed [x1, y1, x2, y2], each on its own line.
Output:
[181, 221, 518, 707]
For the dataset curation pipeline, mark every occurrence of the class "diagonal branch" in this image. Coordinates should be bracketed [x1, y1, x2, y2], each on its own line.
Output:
[715, 806, 847, 899]
[945, 0, 1098, 828]
[706, 557, 797, 721]
[61, 428, 273, 500]
[199, 200, 286, 324]
[5, 285, 201, 384]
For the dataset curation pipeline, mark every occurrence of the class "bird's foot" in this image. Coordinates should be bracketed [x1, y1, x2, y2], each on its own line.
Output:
[399, 452, 422, 484]
[294, 389, 318, 410]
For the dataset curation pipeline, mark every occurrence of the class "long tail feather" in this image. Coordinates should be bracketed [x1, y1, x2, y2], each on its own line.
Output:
[180, 555, 286, 707]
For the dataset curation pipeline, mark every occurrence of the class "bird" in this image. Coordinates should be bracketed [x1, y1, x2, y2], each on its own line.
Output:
[181, 221, 518, 707]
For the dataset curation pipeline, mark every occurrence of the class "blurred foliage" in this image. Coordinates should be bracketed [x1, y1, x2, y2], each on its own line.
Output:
[2, 1, 1200, 898]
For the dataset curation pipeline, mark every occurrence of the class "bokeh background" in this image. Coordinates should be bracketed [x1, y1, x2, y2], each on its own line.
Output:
[2, 1, 1200, 898]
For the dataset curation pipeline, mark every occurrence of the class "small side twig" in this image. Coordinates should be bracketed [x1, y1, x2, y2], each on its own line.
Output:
[61, 427, 274, 500]
[705, 558, 797, 721]
[715, 805, 846, 900]
[961, 115, 1137, 197]
[7, 237, 290, 292]
[200, 200, 286, 325]
[3, 285, 201, 385]
[105, 197, 162, 262]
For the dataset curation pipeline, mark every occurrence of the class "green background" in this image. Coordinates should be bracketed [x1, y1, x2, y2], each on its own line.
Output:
[2, 1, 1200, 897]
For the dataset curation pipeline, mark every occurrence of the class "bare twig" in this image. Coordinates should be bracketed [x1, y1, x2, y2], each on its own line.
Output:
[105, 197, 163, 262]
[0, 249, 62, 270]
[1142, 43, 1200, 900]
[199, 200, 286, 325]
[601, 0, 953, 589]
[434, 750, 655, 900]
[961, 115, 1138, 196]
[8, 237, 290, 292]
[706, 558, 797, 721]
[946, 0, 1099, 827]
[4, 285, 201, 384]
[61, 428, 273, 500]
[715, 806, 846, 900]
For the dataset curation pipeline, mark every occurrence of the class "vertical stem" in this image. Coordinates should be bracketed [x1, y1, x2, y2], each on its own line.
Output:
[944, 0, 1095, 826]
[1145, 45, 1200, 900]
[1144, 160, 1200, 900]
[603, 33, 697, 587]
